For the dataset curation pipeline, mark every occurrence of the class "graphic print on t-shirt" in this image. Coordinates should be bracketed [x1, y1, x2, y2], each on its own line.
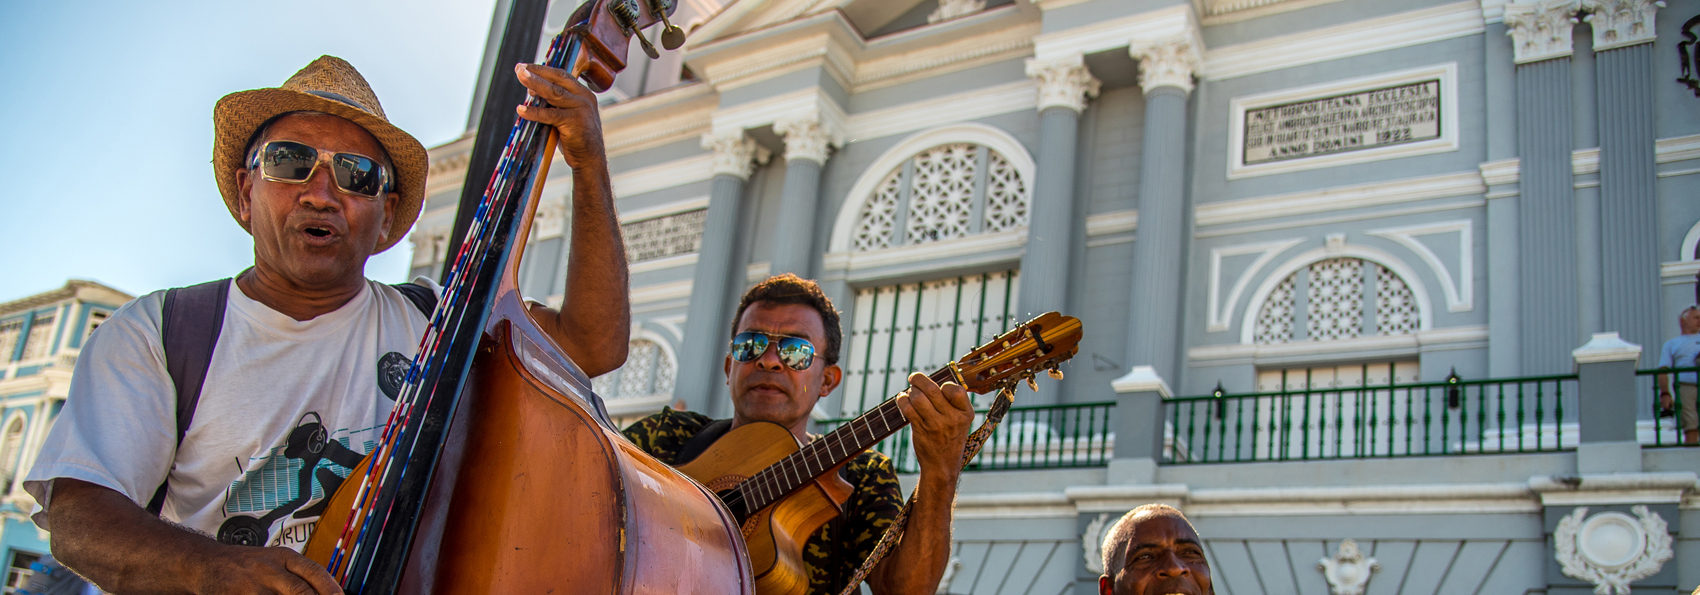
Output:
[215, 351, 407, 547]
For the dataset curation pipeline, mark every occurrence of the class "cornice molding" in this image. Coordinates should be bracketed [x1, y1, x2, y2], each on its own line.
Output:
[1204, 1, 1482, 80]
[929, 0, 987, 24]
[1504, 0, 1581, 63]
[1196, 172, 1484, 227]
[1131, 36, 1203, 93]
[1033, 4, 1199, 63]
[1580, 0, 1664, 50]
[852, 24, 1039, 91]
[1025, 53, 1100, 113]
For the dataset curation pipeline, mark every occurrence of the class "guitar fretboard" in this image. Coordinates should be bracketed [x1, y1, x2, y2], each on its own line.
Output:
[733, 367, 956, 515]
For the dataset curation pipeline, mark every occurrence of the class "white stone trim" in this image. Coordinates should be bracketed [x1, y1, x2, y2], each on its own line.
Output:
[1505, 0, 1582, 63]
[853, 24, 1039, 91]
[631, 280, 694, 304]
[618, 196, 711, 223]
[700, 131, 772, 181]
[1572, 332, 1643, 364]
[1679, 220, 1700, 261]
[1659, 260, 1700, 281]
[1198, 171, 1482, 228]
[1583, 0, 1668, 48]
[1195, 198, 1484, 239]
[1656, 134, 1700, 162]
[1237, 244, 1437, 344]
[1025, 54, 1101, 113]
[710, 87, 850, 145]
[1131, 36, 1203, 93]
[1207, 238, 1305, 332]
[1032, 5, 1199, 63]
[1365, 219, 1475, 313]
[827, 123, 1037, 252]
[847, 80, 1037, 142]
[1191, 325, 1487, 363]
[611, 154, 715, 197]
[629, 253, 699, 275]
[1226, 63, 1461, 178]
[823, 229, 1026, 274]
[953, 492, 1077, 520]
[1553, 506, 1673, 595]
[1202, 0, 1350, 25]
[1085, 210, 1139, 236]
[1110, 365, 1174, 397]
[1203, 2, 1482, 80]
[775, 116, 842, 164]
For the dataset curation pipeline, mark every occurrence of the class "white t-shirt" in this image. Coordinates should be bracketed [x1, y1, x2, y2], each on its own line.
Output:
[25, 278, 435, 551]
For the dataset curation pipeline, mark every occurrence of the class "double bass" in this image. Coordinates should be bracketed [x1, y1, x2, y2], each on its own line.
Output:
[299, 1, 754, 592]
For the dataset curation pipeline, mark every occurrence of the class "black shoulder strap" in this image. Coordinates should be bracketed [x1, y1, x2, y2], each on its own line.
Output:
[674, 418, 733, 466]
[391, 282, 439, 317]
[146, 278, 231, 516]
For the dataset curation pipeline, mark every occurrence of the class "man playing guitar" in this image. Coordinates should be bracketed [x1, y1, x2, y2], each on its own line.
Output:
[623, 274, 974, 595]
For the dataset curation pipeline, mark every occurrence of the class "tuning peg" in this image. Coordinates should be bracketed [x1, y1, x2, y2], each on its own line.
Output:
[1026, 377, 1039, 391]
[1048, 368, 1064, 380]
[660, 21, 687, 50]
[635, 30, 661, 59]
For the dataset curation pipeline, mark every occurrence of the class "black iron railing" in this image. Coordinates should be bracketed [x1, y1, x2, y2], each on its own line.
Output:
[819, 401, 1114, 473]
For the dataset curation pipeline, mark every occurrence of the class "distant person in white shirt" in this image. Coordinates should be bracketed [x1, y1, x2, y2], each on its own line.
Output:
[1655, 305, 1700, 445]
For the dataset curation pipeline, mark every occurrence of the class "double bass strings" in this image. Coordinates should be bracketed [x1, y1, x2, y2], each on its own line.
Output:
[325, 31, 578, 588]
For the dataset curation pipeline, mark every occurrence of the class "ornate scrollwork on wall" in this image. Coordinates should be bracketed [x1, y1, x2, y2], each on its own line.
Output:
[1317, 539, 1379, 595]
[1504, 0, 1582, 63]
[1025, 54, 1101, 113]
[1553, 506, 1673, 595]
[1082, 513, 1112, 575]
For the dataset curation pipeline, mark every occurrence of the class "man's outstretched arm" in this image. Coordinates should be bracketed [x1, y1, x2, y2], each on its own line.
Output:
[47, 478, 341, 595]
[514, 63, 630, 378]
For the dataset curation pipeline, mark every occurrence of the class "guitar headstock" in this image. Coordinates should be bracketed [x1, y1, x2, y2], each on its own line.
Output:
[563, 0, 685, 92]
[953, 312, 1083, 394]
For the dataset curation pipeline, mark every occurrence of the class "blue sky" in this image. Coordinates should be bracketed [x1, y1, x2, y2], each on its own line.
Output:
[0, 0, 501, 302]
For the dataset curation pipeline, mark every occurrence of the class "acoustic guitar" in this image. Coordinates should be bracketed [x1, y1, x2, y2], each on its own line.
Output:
[676, 312, 1082, 595]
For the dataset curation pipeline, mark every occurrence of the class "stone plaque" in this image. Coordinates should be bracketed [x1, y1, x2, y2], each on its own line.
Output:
[622, 208, 707, 262]
[1242, 79, 1441, 165]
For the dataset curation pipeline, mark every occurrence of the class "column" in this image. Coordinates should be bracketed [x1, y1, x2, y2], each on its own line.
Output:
[1586, 0, 1663, 367]
[1108, 366, 1171, 484]
[1507, 0, 1583, 375]
[674, 131, 769, 414]
[1571, 332, 1643, 473]
[1017, 54, 1099, 321]
[1123, 37, 1200, 386]
[769, 116, 840, 278]
[1485, 12, 1522, 377]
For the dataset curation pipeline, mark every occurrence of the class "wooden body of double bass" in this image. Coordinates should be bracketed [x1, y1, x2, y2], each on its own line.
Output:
[391, 293, 754, 593]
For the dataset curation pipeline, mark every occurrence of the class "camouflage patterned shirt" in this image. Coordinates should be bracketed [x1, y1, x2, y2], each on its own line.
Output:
[622, 408, 904, 595]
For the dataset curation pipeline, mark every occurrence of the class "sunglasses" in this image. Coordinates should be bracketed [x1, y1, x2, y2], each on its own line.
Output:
[729, 332, 821, 371]
[249, 140, 393, 199]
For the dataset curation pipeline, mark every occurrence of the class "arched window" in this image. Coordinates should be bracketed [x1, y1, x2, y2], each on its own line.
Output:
[592, 338, 676, 400]
[0, 416, 25, 487]
[1254, 258, 1419, 344]
[851, 143, 1030, 251]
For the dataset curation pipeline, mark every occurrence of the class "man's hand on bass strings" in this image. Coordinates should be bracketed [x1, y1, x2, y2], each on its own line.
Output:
[514, 63, 607, 170]
[895, 372, 974, 476]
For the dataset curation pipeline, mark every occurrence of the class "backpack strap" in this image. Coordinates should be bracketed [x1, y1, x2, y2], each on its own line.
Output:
[146, 278, 231, 516]
[142, 280, 434, 516]
[391, 282, 439, 317]
[673, 418, 733, 465]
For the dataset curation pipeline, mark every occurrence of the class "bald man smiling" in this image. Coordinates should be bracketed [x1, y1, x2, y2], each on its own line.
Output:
[1099, 504, 1214, 595]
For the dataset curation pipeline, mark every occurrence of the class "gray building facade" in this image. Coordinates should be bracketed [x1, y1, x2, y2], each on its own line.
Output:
[414, 0, 1700, 591]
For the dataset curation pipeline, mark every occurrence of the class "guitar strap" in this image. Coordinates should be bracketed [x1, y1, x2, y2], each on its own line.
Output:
[834, 385, 1018, 595]
[674, 418, 733, 465]
[145, 280, 437, 516]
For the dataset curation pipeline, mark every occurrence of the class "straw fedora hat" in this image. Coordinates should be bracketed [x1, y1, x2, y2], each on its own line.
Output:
[213, 55, 427, 253]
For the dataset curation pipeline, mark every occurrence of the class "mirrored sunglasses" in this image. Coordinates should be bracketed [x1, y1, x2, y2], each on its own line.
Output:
[250, 140, 393, 199]
[729, 332, 820, 371]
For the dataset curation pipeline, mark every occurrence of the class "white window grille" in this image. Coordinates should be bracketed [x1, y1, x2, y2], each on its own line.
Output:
[18, 313, 55, 361]
[0, 417, 23, 488]
[840, 270, 1019, 416]
[1307, 258, 1364, 342]
[592, 338, 676, 400]
[852, 144, 1029, 252]
[85, 310, 110, 341]
[1375, 266, 1419, 335]
[1253, 258, 1420, 344]
[1254, 275, 1297, 344]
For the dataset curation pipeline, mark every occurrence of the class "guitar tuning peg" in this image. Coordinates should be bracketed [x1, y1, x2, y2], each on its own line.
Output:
[635, 30, 661, 59]
[1048, 368, 1064, 380]
[1026, 377, 1038, 391]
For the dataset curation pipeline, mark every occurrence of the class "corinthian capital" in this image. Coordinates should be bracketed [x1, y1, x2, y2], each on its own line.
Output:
[701, 131, 771, 180]
[774, 117, 842, 165]
[1581, 0, 1664, 50]
[1504, 0, 1582, 63]
[1025, 54, 1101, 113]
[1130, 37, 1203, 94]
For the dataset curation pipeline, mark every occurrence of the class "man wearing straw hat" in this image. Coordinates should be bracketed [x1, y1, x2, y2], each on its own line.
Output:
[22, 56, 628, 594]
